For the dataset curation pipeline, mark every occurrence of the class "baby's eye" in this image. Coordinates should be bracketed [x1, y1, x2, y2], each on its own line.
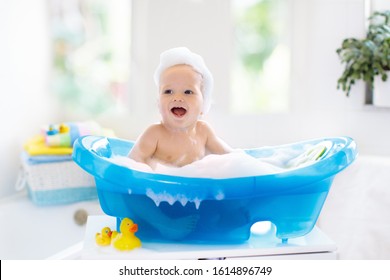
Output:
[164, 89, 173, 94]
[184, 90, 193, 95]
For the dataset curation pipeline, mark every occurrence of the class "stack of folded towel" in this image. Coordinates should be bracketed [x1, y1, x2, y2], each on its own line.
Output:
[24, 121, 115, 156]
[18, 121, 114, 205]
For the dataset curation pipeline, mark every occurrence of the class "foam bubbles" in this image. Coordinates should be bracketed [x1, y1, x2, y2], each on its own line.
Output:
[214, 191, 224, 200]
[110, 149, 297, 179]
[146, 188, 202, 209]
[109, 156, 154, 173]
[153, 151, 284, 178]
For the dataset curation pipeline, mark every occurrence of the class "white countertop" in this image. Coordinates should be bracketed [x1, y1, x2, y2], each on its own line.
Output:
[79, 215, 337, 260]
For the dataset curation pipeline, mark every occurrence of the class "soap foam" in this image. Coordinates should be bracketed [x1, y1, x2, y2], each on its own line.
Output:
[146, 188, 202, 209]
[109, 146, 316, 179]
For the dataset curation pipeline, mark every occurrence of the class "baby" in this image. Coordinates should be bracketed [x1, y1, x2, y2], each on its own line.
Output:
[125, 47, 239, 240]
[129, 47, 232, 168]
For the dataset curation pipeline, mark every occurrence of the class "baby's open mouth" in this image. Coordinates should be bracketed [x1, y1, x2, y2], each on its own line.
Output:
[171, 107, 187, 117]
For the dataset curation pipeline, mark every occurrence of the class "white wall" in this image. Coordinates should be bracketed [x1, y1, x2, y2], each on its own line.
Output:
[0, 0, 389, 199]
[0, 0, 56, 198]
[124, 0, 390, 157]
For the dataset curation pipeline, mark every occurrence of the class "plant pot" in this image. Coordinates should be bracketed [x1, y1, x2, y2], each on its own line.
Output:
[373, 76, 390, 107]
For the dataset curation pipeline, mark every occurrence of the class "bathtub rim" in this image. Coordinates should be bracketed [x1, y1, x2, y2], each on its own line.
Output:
[72, 136, 357, 200]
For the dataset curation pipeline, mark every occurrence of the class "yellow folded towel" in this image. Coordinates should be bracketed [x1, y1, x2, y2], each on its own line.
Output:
[24, 135, 73, 156]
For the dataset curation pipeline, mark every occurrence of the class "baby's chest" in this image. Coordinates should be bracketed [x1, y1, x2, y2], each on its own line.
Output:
[156, 137, 206, 165]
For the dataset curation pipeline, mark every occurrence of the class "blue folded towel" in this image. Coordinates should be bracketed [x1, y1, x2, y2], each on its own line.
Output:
[21, 151, 73, 165]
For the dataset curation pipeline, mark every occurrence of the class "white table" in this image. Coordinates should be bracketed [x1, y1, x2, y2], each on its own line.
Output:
[74, 215, 337, 260]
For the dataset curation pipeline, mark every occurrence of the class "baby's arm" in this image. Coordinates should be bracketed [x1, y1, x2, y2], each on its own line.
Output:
[201, 121, 232, 154]
[128, 125, 159, 165]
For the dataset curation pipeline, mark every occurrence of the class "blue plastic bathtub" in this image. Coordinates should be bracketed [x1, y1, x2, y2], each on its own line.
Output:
[73, 136, 357, 243]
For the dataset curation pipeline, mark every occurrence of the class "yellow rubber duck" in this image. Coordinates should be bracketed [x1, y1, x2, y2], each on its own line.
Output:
[95, 226, 113, 246]
[111, 218, 141, 251]
[59, 123, 70, 133]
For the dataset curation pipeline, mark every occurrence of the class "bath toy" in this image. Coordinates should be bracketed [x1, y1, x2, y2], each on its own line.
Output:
[46, 125, 58, 135]
[95, 227, 113, 246]
[42, 121, 115, 148]
[111, 217, 141, 251]
[59, 123, 70, 133]
[72, 136, 357, 243]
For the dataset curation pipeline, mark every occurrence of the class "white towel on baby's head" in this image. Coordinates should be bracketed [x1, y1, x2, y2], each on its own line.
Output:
[153, 47, 214, 114]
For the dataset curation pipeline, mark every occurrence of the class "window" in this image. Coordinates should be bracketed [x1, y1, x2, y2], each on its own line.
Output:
[49, 0, 131, 115]
[231, 0, 291, 114]
[364, 0, 390, 106]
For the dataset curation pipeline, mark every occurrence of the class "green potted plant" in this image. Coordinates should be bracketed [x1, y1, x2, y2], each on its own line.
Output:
[336, 10, 390, 105]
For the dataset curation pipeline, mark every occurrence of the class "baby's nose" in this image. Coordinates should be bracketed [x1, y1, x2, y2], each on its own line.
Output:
[173, 95, 183, 102]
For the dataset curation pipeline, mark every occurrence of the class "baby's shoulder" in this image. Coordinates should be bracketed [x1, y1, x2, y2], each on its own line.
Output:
[144, 123, 166, 132]
[196, 120, 214, 134]
[140, 123, 165, 138]
[196, 121, 214, 137]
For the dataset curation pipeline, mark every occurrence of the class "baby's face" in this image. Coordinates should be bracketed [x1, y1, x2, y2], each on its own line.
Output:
[158, 65, 204, 130]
